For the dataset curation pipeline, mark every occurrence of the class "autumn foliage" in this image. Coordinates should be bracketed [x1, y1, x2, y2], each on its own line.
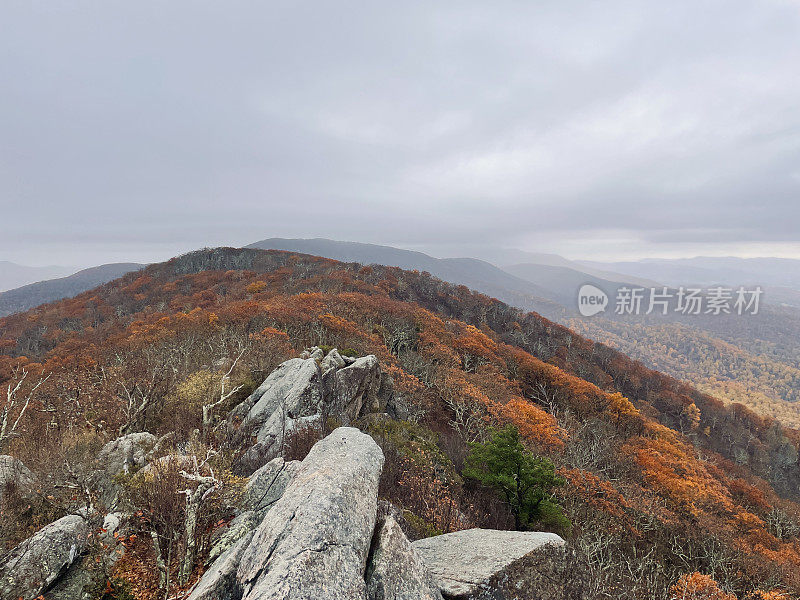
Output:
[2, 247, 800, 598]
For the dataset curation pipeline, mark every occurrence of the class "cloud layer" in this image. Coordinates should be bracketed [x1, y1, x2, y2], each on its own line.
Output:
[1, 1, 799, 265]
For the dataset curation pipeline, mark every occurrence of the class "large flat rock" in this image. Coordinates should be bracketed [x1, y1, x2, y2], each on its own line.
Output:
[412, 529, 565, 599]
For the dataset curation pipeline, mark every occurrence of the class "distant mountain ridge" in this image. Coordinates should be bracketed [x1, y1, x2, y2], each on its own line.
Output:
[464, 247, 660, 287]
[0, 263, 145, 317]
[581, 256, 800, 290]
[247, 237, 564, 317]
[0, 261, 72, 293]
[247, 237, 641, 318]
[5, 238, 800, 429]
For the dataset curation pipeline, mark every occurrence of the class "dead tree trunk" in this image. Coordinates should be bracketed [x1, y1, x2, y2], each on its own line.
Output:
[177, 471, 219, 586]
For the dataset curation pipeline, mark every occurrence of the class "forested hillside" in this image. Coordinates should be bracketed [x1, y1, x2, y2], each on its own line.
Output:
[0, 263, 144, 317]
[246, 238, 800, 430]
[2, 248, 800, 599]
[571, 314, 800, 428]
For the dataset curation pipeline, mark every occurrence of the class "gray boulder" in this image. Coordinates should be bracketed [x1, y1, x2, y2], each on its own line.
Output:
[300, 347, 325, 361]
[101, 512, 125, 541]
[322, 355, 383, 422]
[45, 560, 95, 600]
[243, 456, 301, 520]
[0, 454, 37, 499]
[93, 432, 157, 508]
[235, 412, 321, 475]
[0, 514, 88, 599]
[48, 513, 130, 600]
[228, 357, 321, 474]
[366, 515, 443, 600]
[97, 432, 157, 475]
[188, 532, 254, 600]
[229, 352, 395, 474]
[236, 427, 384, 600]
[412, 529, 566, 599]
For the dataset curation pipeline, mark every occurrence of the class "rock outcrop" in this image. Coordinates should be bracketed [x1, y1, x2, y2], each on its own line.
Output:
[229, 348, 393, 473]
[96, 432, 158, 476]
[366, 514, 443, 600]
[207, 511, 258, 566]
[187, 426, 386, 600]
[204, 456, 304, 567]
[5, 352, 569, 600]
[320, 348, 346, 372]
[0, 454, 37, 499]
[230, 357, 322, 470]
[237, 358, 323, 436]
[237, 427, 385, 599]
[0, 514, 88, 600]
[412, 529, 566, 599]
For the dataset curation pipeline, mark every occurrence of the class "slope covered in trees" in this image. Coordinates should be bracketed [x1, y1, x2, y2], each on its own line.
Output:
[0, 262, 145, 317]
[2, 247, 800, 599]
[248, 238, 800, 430]
[570, 316, 800, 428]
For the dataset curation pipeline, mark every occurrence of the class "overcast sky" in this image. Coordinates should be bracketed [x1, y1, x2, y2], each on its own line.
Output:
[2, 1, 799, 268]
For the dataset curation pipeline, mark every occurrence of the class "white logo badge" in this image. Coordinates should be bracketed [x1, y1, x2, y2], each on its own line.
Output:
[577, 284, 608, 317]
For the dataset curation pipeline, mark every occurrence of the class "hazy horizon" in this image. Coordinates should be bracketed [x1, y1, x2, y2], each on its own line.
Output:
[5, 236, 800, 273]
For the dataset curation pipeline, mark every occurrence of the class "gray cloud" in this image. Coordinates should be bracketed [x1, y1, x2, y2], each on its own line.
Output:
[1, 0, 799, 266]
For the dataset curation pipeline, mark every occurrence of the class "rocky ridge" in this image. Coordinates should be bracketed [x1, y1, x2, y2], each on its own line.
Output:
[0, 348, 565, 600]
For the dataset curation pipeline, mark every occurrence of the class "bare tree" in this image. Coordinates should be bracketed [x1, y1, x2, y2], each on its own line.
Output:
[0, 368, 51, 452]
[202, 348, 246, 438]
[115, 377, 160, 436]
[443, 396, 486, 444]
[177, 451, 221, 586]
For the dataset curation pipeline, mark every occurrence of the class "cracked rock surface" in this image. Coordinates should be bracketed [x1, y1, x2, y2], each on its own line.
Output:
[0, 514, 88, 600]
[236, 427, 384, 600]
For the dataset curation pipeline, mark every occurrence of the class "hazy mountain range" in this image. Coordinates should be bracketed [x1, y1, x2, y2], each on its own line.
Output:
[2, 238, 800, 426]
[248, 237, 646, 317]
[246, 238, 800, 427]
[583, 257, 800, 293]
[0, 261, 73, 293]
[6, 239, 798, 320]
[0, 263, 144, 317]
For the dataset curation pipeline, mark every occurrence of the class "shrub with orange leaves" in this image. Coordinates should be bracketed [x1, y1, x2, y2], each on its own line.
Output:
[489, 397, 565, 451]
[560, 467, 631, 523]
[246, 280, 268, 294]
[744, 591, 791, 600]
[670, 572, 737, 600]
[625, 428, 735, 517]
